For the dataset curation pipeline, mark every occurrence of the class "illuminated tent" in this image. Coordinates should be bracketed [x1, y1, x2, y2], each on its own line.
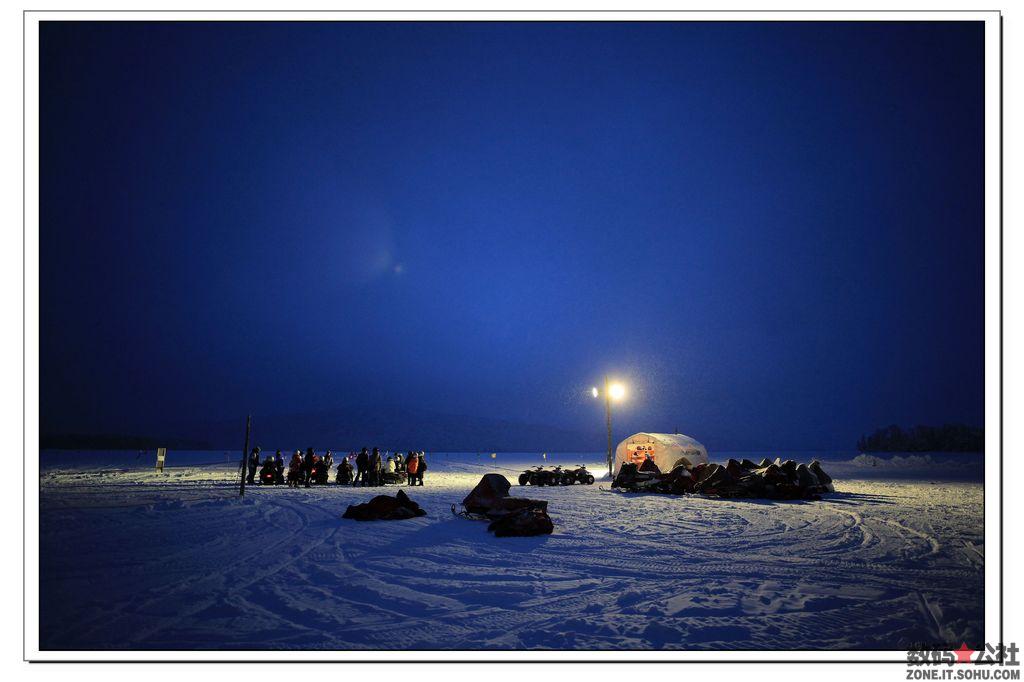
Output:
[613, 432, 709, 475]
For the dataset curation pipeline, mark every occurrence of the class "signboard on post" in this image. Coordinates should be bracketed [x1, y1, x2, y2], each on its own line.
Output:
[156, 448, 167, 472]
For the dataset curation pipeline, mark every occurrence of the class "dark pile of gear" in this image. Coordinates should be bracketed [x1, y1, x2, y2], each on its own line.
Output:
[610, 457, 835, 500]
[342, 489, 428, 521]
[453, 474, 554, 536]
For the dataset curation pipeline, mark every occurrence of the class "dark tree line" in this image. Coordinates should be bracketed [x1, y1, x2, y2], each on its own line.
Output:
[857, 424, 984, 453]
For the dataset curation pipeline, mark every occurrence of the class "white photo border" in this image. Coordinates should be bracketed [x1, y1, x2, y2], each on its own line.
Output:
[22, 8, 1003, 663]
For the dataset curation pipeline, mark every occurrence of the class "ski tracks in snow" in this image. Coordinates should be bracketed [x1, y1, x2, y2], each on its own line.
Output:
[39, 463, 983, 651]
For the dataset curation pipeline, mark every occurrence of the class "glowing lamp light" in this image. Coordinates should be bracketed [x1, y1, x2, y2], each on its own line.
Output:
[591, 387, 599, 398]
[608, 383, 626, 401]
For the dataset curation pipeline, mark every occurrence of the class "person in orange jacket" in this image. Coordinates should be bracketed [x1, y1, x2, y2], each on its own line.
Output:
[406, 452, 419, 486]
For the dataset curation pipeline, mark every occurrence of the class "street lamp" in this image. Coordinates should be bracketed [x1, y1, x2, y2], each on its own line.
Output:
[592, 377, 626, 477]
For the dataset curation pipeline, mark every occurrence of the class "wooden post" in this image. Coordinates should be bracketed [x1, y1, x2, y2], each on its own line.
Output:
[239, 414, 252, 497]
[155, 447, 166, 473]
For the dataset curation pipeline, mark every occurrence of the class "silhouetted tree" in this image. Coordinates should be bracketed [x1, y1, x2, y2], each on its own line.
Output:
[857, 424, 983, 452]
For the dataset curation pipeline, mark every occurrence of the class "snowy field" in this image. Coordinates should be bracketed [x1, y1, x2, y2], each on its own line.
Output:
[38, 451, 984, 651]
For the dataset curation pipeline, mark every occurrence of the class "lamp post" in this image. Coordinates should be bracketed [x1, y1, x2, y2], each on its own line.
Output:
[592, 378, 626, 477]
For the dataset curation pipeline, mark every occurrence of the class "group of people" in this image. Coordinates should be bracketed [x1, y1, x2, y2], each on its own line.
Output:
[346, 447, 427, 487]
[244, 446, 427, 488]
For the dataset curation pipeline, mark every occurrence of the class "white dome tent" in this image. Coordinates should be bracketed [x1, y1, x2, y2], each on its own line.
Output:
[613, 432, 709, 476]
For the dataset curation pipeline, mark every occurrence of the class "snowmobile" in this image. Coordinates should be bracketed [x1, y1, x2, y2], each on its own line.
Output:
[608, 462, 662, 491]
[380, 470, 404, 485]
[453, 473, 550, 523]
[310, 460, 329, 485]
[258, 463, 277, 485]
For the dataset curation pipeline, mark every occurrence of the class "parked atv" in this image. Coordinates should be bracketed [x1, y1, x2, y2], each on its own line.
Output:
[548, 465, 595, 485]
[518, 465, 594, 486]
[518, 466, 559, 486]
[564, 465, 596, 485]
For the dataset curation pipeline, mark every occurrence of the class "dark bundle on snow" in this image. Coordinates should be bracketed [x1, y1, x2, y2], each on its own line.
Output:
[612, 458, 834, 500]
[342, 489, 427, 521]
[488, 507, 554, 537]
[457, 474, 553, 536]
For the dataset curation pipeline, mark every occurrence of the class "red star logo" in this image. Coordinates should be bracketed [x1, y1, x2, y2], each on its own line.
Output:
[953, 643, 976, 664]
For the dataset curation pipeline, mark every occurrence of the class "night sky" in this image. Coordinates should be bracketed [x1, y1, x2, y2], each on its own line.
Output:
[39, 21, 985, 450]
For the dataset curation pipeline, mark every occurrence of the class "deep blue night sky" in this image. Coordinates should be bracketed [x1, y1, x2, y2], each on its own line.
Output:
[39, 21, 985, 450]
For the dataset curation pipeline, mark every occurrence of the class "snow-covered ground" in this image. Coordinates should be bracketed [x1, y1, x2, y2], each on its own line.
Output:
[38, 451, 984, 651]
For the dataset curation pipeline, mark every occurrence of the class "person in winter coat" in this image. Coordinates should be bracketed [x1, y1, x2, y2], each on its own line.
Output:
[386, 456, 396, 474]
[337, 457, 354, 484]
[323, 451, 334, 476]
[394, 452, 405, 473]
[354, 448, 369, 486]
[415, 452, 427, 486]
[274, 450, 285, 484]
[303, 447, 315, 488]
[246, 447, 261, 485]
[311, 454, 330, 484]
[406, 452, 419, 486]
[287, 452, 303, 487]
[369, 448, 383, 486]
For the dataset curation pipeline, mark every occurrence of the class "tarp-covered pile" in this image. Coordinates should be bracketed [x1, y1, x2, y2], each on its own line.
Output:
[611, 457, 835, 500]
[458, 474, 553, 536]
[342, 489, 428, 520]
